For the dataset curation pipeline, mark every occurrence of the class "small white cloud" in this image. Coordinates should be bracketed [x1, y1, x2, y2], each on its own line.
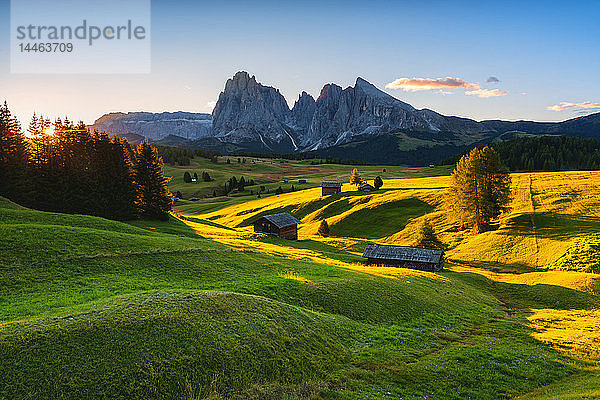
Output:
[465, 88, 508, 98]
[520, 92, 528, 95]
[546, 101, 600, 111]
[385, 77, 480, 92]
[438, 90, 454, 95]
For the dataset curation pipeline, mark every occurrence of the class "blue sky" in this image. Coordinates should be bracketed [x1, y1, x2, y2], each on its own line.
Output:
[0, 0, 599, 124]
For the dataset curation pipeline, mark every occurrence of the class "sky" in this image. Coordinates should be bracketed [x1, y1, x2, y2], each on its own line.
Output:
[0, 0, 599, 125]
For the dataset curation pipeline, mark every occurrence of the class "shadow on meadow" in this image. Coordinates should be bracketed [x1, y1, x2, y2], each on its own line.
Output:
[502, 212, 600, 239]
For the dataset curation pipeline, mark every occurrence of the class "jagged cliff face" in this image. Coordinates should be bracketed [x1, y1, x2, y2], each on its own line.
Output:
[300, 78, 431, 149]
[291, 91, 316, 136]
[211, 71, 296, 150]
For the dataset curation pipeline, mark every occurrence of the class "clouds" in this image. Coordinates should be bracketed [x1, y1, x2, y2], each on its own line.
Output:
[385, 76, 508, 98]
[546, 101, 600, 111]
[385, 77, 479, 92]
[465, 89, 508, 98]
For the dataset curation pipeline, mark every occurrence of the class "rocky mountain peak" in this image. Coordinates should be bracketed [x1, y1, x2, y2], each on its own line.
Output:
[224, 71, 259, 93]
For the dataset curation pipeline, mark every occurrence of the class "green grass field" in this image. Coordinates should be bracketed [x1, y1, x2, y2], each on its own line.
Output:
[1, 161, 600, 399]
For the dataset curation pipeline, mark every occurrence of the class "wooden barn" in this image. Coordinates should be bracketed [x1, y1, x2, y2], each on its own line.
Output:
[362, 244, 444, 272]
[321, 182, 342, 196]
[253, 213, 301, 240]
[358, 182, 375, 192]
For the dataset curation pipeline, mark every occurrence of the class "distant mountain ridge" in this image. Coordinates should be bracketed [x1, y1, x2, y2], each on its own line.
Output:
[92, 111, 212, 141]
[90, 72, 600, 164]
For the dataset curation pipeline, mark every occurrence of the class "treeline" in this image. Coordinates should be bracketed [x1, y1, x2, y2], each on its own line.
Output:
[0, 102, 172, 220]
[157, 146, 219, 166]
[443, 136, 600, 171]
[493, 136, 600, 171]
[230, 150, 368, 166]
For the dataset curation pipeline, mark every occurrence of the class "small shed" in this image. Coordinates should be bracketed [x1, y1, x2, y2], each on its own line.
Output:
[321, 182, 342, 196]
[253, 212, 301, 240]
[362, 244, 444, 272]
[359, 182, 375, 192]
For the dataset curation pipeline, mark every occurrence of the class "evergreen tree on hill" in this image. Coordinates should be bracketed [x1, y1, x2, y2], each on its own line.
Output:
[448, 146, 511, 233]
[134, 138, 173, 220]
[414, 221, 445, 250]
[374, 176, 383, 190]
[183, 171, 192, 183]
[317, 220, 330, 237]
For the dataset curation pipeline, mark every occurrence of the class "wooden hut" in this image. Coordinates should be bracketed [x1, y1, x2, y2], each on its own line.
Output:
[362, 244, 444, 272]
[358, 182, 375, 192]
[321, 182, 342, 196]
[253, 213, 301, 240]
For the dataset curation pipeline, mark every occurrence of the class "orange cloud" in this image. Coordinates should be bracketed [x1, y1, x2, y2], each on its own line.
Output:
[546, 101, 600, 111]
[385, 77, 480, 92]
[465, 88, 508, 98]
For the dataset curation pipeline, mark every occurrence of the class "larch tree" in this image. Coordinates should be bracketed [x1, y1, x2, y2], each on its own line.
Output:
[374, 176, 383, 190]
[350, 168, 362, 186]
[413, 220, 444, 250]
[134, 138, 173, 220]
[447, 146, 511, 233]
[317, 219, 330, 237]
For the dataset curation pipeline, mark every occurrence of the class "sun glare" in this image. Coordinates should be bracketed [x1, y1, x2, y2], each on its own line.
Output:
[23, 124, 55, 139]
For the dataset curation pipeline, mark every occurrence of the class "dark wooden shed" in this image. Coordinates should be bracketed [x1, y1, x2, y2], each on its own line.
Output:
[253, 212, 301, 240]
[362, 244, 444, 272]
[321, 182, 342, 196]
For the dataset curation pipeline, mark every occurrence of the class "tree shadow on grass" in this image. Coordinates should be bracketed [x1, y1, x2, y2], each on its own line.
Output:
[500, 212, 600, 240]
[448, 270, 600, 310]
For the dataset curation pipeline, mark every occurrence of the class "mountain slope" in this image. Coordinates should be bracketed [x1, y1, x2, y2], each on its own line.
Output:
[91, 111, 212, 141]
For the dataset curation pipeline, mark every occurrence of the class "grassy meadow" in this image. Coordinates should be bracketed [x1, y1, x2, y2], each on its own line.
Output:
[1, 158, 599, 399]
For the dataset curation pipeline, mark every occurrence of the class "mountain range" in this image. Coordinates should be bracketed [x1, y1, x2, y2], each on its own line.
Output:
[91, 71, 600, 165]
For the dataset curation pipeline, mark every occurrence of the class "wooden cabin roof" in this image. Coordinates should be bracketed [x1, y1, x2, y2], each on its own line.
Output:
[362, 244, 443, 264]
[257, 213, 301, 229]
[321, 182, 342, 188]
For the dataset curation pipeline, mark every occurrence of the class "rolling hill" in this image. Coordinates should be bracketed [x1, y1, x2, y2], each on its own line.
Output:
[2, 167, 600, 398]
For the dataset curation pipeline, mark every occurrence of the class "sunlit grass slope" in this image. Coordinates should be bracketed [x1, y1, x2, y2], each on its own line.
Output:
[3, 164, 600, 400]
[192, 171, 600, 274]
[4, 197, 566, 399]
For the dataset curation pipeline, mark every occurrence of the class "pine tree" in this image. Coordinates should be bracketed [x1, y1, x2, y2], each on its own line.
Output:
[93, 136, 139, 220]
[317, 220, 330, 236]
[0, 102, 28, 201]
[134, 138, 173, 220]
[414, 221, 444, 249]
[350, 168, 362, 186]
[448, 146, 511, 233]
[183, 171, 192, 183]
[193, 172, 198, 181]
[374, 176, 383, 189]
